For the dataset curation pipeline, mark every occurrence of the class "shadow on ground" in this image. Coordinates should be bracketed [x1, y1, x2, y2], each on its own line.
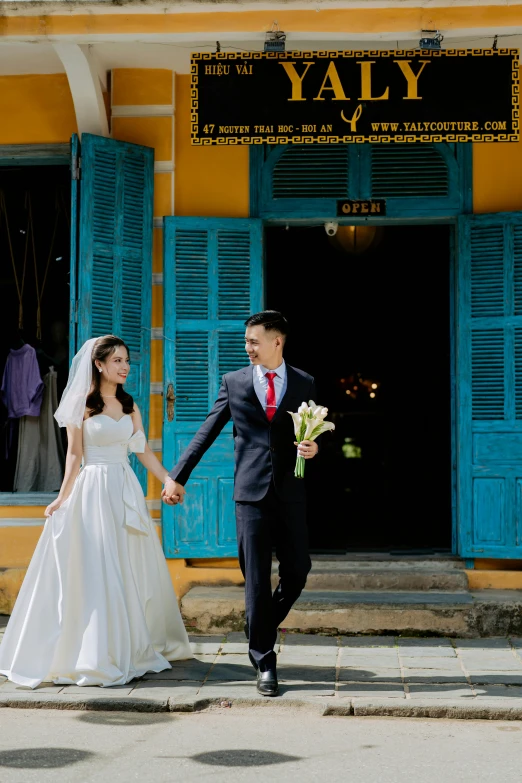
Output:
[0, 748, 94, 769]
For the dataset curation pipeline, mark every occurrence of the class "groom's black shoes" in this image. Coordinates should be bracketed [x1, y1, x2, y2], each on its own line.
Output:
[256, 669, 279, 697]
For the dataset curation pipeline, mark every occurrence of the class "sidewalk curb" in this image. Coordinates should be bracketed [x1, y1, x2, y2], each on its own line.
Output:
[347, 698, 522, 721]
[3, 692, 522, 720]
[0, 693, 174, 712]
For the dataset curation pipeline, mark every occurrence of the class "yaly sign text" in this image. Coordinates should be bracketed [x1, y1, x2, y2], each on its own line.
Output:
[191, 50, 519, 144]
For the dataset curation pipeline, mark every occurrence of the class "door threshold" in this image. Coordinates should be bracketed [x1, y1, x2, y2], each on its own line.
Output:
[308, 550, 456, 561]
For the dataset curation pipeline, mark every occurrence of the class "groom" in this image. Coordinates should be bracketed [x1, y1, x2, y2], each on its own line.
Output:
[162, 311, 319, 696]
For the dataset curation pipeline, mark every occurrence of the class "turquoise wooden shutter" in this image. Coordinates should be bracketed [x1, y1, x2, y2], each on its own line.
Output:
[75, 133, 153, 493]
[253, 142, 470, 219]
[271, 145, 351, 199]
[162, 218, 263, 558]
[457, 213, 522, 559]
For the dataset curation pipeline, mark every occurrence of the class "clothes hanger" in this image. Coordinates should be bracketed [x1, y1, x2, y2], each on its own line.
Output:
[9, 328, 25, 350]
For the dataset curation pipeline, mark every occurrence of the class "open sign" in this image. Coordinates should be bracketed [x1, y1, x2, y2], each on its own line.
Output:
[337, 200, 387, 216]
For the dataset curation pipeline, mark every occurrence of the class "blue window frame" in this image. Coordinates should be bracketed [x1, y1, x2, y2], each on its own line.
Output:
[250, 142, 472, 220]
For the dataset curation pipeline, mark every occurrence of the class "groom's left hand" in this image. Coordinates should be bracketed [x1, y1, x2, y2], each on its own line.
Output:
[295, 440, 319, 459]
[162, 477, 186, 505]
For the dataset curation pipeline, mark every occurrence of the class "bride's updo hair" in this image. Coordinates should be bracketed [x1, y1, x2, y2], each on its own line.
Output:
[86, 335, 135, 418]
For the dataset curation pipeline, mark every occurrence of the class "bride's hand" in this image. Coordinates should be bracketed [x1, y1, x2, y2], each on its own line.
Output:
[45, 498, 65, 517]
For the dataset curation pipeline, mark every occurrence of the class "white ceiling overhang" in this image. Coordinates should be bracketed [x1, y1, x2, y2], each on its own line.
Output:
[0, 0, 521, 76]
[1, 33, 521, 77]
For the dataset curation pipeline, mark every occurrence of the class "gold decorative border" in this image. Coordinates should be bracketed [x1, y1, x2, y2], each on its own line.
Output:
[190, 48, 519, 145]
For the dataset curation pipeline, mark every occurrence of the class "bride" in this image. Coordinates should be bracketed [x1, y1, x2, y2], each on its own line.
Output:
[0, 335, 192, 688]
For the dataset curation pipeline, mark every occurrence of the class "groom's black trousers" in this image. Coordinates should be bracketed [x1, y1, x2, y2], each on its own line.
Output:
[235, 482, 312, 672]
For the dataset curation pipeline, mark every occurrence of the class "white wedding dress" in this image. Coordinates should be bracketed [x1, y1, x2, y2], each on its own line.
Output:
[0, 414, 192, 688]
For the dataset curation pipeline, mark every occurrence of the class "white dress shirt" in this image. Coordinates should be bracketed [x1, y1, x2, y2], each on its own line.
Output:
[253, 361, 287, 413]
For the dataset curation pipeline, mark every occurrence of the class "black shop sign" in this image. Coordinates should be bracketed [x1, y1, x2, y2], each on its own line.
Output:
[191, 49, 519, 145]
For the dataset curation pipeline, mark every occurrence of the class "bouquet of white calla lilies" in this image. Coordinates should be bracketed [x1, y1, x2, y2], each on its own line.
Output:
[289, 400, 335, 478]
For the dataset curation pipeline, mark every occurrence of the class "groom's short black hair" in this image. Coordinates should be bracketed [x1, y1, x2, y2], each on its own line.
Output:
[245, 310, 288, 338]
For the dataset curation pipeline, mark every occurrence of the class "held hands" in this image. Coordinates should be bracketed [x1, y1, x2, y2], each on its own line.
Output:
[294, 440, 319, 460]
[161, 443, 318, 505]
[161, 477, 186, 506]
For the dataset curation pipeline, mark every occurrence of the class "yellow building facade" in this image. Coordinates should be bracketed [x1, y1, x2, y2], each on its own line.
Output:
[2, 2, 522, 611]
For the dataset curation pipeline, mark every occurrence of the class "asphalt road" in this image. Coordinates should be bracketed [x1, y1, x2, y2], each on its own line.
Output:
[0, 708, 521, 782]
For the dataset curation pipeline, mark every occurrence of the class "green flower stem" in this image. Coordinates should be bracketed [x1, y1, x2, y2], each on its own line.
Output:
[295, 454, 305, 479]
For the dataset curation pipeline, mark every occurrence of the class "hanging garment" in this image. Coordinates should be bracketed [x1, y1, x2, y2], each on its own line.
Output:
[13, 416, 40, 492]
[0, 415, 192, 688]
[0, 344, 44, 419]
[37, 368, 65, 492]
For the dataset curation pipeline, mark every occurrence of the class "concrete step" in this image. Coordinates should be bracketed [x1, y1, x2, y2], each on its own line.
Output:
[181, 586, 522, 637]
[271, 558, 469, 592]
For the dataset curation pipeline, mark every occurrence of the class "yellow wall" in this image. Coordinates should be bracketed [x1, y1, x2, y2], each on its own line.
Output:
[174, 75, 249, 217]
[473, 141, 522, 214]
[472, 63, 522, 214]
[0, 74, 77, 144]
[0, 526, 44, 568]
[112, 68, 173, 107]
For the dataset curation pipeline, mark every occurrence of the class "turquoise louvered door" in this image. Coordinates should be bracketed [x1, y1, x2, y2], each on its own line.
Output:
[457, 213, 522, 558]
[162, 218, 263, 558]
[75, 134, 153, 493]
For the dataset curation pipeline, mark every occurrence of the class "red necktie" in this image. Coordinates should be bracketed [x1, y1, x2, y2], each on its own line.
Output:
[265, 372, 277, 422]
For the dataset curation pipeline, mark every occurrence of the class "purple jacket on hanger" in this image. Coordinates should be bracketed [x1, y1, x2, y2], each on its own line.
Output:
[1, 345, 44, 419]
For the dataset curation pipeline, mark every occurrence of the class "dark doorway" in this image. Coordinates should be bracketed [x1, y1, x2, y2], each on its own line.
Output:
[0, 165, 70, 491]
[266, 223, 452, 553]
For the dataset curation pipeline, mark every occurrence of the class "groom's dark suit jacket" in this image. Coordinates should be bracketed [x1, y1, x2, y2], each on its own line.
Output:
[169, 364, 317, 502]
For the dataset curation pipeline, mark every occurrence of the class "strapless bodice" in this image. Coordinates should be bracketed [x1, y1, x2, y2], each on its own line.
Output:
[82, 415, 145, 466]
[81, 414, 149, 535]
[83, 414, 134, 448]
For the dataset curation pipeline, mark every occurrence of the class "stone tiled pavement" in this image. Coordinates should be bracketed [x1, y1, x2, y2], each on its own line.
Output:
[5, 622, 522, 718]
